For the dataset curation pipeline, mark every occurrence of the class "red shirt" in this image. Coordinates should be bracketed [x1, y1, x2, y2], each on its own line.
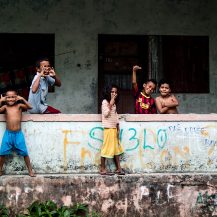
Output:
[133, 84, 157, 114]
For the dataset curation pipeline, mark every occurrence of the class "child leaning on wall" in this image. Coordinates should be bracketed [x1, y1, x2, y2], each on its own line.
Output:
[155, 79, 179, 114]
[100, 84, 125, 175]
[0, 89, 35, 177]
[28, 57, 61, 114]
[132, 65, 157, 114]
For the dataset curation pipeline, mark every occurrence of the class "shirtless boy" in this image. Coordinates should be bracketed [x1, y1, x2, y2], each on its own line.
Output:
[155, 79, 179, 114]
[0, 90, 35, 176]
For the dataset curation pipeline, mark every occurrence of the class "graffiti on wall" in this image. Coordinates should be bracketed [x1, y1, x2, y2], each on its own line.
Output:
[60, 122, 217, 172]
[196, 191, 217, 214]
[1, 121, 216, 173]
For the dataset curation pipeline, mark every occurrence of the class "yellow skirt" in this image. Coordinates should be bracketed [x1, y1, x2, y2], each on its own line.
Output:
[101, 128, 124, 158]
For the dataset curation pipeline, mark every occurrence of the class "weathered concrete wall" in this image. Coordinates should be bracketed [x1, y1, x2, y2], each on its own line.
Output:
[1, 174, 217, 217]
[0, 0, 217, 113]
[0, 114, 217, 216]
[0, 114, 217, 175]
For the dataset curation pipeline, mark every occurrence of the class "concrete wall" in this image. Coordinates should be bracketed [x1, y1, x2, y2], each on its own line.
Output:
[0, 114, 217, 216]
[0, 0, 217, 113]
[0, 114, 217, 175]
[1, 174, 217, 217]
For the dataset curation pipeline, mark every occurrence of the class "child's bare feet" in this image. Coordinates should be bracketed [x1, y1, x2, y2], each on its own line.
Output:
[100, 170, 114, 175]
[29, 171, 36, 177]
[115, 169, 125, 175]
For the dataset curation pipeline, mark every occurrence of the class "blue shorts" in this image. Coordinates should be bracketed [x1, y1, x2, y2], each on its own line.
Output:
[0, 130, 28, 156]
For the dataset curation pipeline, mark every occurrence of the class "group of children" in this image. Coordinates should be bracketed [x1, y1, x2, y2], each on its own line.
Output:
[100, 65, 179, 175]
[0, 58, 62, 177]
[0, 59, 179, 177]
[132, 65, 179, 115]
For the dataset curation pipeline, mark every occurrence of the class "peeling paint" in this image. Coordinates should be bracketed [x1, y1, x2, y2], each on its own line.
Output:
[61, 195, 72, 206]
[140, 186, 149, 199]
[0, 174, 216, 216]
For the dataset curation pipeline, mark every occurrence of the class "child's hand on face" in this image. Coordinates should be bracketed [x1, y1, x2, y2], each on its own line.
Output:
[16, 95, 24, 101]
[39, 67, 46, 77]
[133, 65, 142, 72]
[49, 67, 56, 77]
[110, 93, 117, 105]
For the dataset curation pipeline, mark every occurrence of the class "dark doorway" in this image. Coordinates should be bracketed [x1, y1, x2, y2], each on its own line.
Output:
[0, 33, 55, 99]
[98, 34, 209, 114]
[98, 34, 148, 114]
[161, 36, 209, 93]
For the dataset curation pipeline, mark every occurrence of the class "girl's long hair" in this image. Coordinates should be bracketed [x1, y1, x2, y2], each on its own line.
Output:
[102, 84, 119, 104]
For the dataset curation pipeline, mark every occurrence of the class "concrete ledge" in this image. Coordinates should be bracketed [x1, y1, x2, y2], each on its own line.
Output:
[1, 174, 217, 217]
[0, 114, 217, 174]
[0, 114, 102, 122]
[0, 113, 216, 122]
[125, 113, 217, 122]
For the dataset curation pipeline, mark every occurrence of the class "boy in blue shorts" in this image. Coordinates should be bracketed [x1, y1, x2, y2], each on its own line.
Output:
[0, 89, 35, 176]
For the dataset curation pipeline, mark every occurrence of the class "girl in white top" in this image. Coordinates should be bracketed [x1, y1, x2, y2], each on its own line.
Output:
[100, 85, 124, 175]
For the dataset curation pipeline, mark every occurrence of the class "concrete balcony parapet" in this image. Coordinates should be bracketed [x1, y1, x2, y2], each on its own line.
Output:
[0, 114, 216, 175]
[0, 113, 217, 122]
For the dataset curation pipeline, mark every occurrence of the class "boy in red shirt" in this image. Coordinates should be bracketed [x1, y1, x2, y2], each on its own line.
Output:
[132, 65, 157, 114]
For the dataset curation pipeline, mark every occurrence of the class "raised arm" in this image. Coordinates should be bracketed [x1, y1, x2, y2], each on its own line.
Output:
[0, 96, 6, 113]
[49, 67, 61, 87]
[31, 75, 41, 93]
[54, 74, 61, 87]
[132, 65, 142, 90]
[32, 68, 45, 93]
[102, 100, 111, 118]
[0, 95, 6, 107]
[101, 94, 117, 118]
[17, 96, 32, 110]
[0, 95, 6, 113]
[0, 105, 6, 113]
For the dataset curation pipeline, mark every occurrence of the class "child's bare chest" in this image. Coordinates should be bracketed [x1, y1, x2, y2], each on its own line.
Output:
[6, 106, 21, 117]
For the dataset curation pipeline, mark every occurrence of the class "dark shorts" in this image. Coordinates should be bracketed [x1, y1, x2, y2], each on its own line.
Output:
[0, 130, 28, 156]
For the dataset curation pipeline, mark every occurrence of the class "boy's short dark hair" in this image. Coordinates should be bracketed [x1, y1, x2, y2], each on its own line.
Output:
[158, 79, 171, 88]
[36, 57, 50, 68]
[5, 86, 17, 95]
[145, 79, 157, 86]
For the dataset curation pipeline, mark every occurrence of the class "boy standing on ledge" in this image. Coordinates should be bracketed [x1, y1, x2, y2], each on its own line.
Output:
[0, 89, 35, 176]
[28, 58, 61, 114]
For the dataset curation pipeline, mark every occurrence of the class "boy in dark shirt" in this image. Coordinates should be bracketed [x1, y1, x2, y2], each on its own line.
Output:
[132, 65, 157, 114]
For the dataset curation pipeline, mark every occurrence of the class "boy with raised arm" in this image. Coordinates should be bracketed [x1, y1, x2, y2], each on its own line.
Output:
[0, 90, 35, 176]
[132, 65, 157, 114]
[28, 58, 61, 114]
[155, 79, 179, 114]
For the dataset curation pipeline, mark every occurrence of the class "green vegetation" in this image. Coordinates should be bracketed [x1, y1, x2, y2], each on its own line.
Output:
[0, 204, 10, 217]
[0, 200, 101, 217]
